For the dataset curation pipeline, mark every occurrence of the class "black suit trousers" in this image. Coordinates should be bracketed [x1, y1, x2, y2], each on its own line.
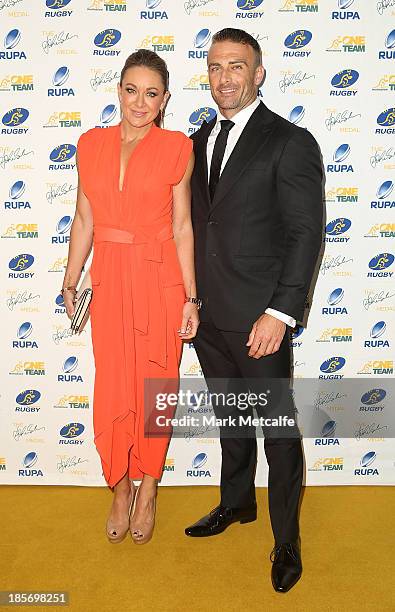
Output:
[193, 312, 304, 545]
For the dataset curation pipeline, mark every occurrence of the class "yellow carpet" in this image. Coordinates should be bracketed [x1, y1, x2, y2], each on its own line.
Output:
[0, 485, 393, 612]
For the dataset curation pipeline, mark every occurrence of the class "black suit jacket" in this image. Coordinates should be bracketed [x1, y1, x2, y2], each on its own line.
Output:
[190, 100, 323, 331]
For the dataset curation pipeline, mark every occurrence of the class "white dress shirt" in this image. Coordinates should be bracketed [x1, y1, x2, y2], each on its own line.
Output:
[207, 98, 296, 328]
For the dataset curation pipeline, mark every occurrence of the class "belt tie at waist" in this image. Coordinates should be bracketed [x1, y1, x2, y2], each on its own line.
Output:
[93, 225, 174, 369]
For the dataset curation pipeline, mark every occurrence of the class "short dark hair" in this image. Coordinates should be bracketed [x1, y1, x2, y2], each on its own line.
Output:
[211, 28, 262, 68]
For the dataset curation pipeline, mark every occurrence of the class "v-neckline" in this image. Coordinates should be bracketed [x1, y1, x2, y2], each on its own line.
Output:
[116, 121, 157, 193]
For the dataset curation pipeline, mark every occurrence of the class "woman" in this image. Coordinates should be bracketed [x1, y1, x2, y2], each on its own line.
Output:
[61, 49, 198, 544]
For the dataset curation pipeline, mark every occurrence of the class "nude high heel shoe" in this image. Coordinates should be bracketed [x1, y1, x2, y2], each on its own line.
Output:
[106, 480, 136, 544]
[129, 485, 157, 545]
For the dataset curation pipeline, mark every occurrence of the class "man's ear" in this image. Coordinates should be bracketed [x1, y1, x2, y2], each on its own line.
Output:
[255, 65, 265, 88]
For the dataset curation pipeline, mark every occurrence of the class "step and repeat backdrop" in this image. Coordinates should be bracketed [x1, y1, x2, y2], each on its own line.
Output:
[1, 0, 394, 487]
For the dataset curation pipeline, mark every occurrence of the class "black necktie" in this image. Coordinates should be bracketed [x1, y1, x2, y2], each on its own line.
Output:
[209, 119, 235, 201]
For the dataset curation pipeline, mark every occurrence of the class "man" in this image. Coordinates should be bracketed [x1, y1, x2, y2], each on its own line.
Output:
[185, 28, 323, 593]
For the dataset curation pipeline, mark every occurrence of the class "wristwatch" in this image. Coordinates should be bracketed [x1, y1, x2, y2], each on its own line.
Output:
[185, 296, 202, 310]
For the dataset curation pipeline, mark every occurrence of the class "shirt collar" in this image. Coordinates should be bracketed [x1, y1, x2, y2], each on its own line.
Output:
[214, 98, 261, 131]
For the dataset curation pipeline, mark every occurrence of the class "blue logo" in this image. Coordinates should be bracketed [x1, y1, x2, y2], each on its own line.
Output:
[377, 108, 395, 127]
[9, 254, 34, 271]
[56, 215, 72, 234]
[23, 452, 38, 468]
[331, 69, 359, 88]
[292, 326, 304, 339]
[386, 29, 395, 49]
[289, 105, 305, 125]
[49, 144, 76, 162]
[328, 288, 344, 305]
[192, 452, 207, 469]
[53, 66, 69, 86]
[94, 29, 121, 48]
[59, 423, 85, 438]
[370, 321, 386, 338]
[194, 28, 211, 49]
[377, 180, 393, 199]
[320, 356, 346, 373]
[147, 0, 162, 7]
[16, 390, 41, 405]
[63, 356, 78, 373]
[56, 294, 65, 307]
[46, 0, 72, 7]
[361, 451, 376, 468]
[321, 420, 337, 437]
[18, 322, 32, 339]
[4, 29, 21, 49]
[237, 0, 264, 8]
[189, 107, 216, 126]
[333, 143, 350, 162]
[325, 218, 352, 235]
[368, 253, 394, 270]
[284, 30, 312, 49]
[361, 389, 386, 405]
[100, 104, 117, 124]
[2, 108, 29, 126]
[10, 180, 25, 199]
[338, 0, 354, 7]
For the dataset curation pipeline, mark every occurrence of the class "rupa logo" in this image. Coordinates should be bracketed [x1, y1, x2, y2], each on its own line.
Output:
[235, 0, 264, 19]
[186, 452, 211, 477]
[376, 108, 395, 135]
[58, 356, 83, 382]
[279, 0, 318, 12]
[51, 215, 72, 244]
[187, 29, 211, 59]
[364, 321, 390, 348]
[325, 217, 351, 242]
[93, 29, 122, 56]
[1, 29, 27, 61]
[140, 0, 168, 19]
[315, 420, 340, 445]
[332, 0, 360, 19]
[330, 68, 359, 96]
[48, 66, 75, 97]
[98, 104, 117, 126]
[378, 29, 395, 60]
[327, 35, 365, 53]
[322, 288, 348, 315]
[288, 105, 305, 125]
[283, 30, 312, 57]
[44, 0, 73, 18]
[371, 180, 394, 209]
[4, 181, 31, 211]
[325, 186, 358, 203]
[327, 143, 354, 173]
[13, 322, 38, 349]
[54, 293, 66, 315]
[19, 452, 44, 477]
[360, 388, 386, 412]
[354, 451, 379, 476]
[319, 356, 346, 379]
[367, 252, 394, 277]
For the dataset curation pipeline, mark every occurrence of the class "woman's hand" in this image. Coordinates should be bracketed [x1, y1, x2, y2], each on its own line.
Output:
[178, 302, 199, 340]
[63, 288, 77, 320]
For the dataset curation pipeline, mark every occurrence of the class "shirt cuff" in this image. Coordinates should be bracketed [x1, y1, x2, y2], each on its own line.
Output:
[265, 308, 296, 328]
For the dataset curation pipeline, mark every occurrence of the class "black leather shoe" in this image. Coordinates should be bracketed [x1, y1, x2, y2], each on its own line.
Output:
[185, 504, 257, 537]
[270, 542, 302, 593]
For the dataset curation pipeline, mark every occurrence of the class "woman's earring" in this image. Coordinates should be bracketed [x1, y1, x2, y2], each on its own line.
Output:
[160, 108, 164, 127]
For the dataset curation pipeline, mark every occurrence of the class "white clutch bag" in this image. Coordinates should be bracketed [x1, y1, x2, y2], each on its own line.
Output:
[70, 268, 93, 335]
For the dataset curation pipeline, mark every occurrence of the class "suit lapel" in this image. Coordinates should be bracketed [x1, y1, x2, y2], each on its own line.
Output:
[209, 102, 276, 214]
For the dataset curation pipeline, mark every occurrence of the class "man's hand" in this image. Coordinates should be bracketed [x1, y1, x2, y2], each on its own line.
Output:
[246, 313, 286, 359]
